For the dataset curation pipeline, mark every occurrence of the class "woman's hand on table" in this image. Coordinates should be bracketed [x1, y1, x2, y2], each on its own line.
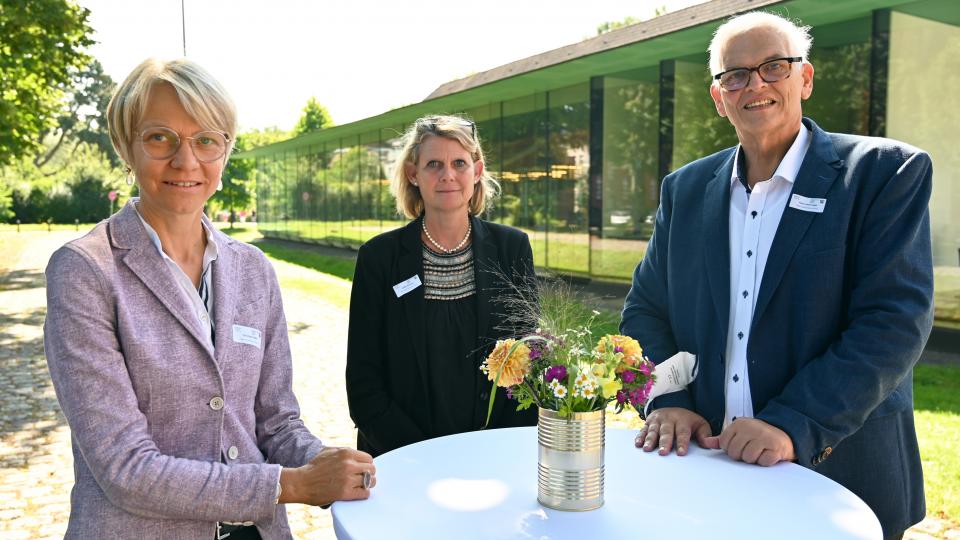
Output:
[280, 447, 377, 506]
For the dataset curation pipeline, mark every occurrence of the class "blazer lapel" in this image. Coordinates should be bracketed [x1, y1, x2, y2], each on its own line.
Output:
[112, 202, 215, 358]
[210, 227, 240, 364]
[751, 119, 844, 327]
[703, 151, 734, 341]
[398, 218, 431, 404]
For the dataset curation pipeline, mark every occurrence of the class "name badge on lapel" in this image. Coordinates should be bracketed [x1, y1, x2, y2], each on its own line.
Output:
[789, 194, 826, 213]
[232, 324, 262, 349]
[393, 275, 422, 298]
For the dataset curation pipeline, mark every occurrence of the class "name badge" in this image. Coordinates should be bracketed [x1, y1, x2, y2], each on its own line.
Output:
[789, 194, 826, 213]
[232, 324, 262, 349]
[393, 275, 422, 298]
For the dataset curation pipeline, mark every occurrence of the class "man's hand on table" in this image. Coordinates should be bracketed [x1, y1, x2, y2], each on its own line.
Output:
[703, 417, 796, 466]
[635, 407, 712, 456]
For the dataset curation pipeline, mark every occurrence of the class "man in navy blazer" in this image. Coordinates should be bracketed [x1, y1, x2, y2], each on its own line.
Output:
[621, 12, 932, 539]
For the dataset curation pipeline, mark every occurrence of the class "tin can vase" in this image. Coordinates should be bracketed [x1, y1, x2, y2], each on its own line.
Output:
[537, 407, 605, 511]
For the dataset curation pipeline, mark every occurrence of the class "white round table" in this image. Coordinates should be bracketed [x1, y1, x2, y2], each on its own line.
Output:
[332, 427, 881, 539]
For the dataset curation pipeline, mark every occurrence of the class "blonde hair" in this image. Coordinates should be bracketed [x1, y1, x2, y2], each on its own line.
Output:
[708, 11, 813, 77]
[390, 115, 499, 219]
[107, 58, 237, 169]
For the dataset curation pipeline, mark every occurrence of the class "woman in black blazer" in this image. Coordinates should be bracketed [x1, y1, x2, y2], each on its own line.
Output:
[345, 115, 538, 457]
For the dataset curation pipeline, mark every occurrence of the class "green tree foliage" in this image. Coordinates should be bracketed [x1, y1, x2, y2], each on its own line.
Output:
[0, 0, 94, 166]
[596, 16, 641, 35]
[293, 97, 334, 135]
[595, 7, 667, 35]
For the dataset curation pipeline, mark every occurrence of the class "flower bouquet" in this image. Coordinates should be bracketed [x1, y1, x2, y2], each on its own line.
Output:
[479, 283, 656, 511]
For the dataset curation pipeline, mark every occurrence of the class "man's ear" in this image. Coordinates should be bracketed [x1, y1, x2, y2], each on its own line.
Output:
[710, 83, 727, 117]
[800, 62, 815, 100]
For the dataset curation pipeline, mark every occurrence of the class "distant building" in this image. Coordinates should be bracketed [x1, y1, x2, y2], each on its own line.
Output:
[236, 0, 960, 328]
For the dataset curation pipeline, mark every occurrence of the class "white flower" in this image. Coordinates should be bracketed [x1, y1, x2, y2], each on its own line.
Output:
[553, 385, 568, 399]
[574, 372, 590, 387]
[582, 386, 597, 399]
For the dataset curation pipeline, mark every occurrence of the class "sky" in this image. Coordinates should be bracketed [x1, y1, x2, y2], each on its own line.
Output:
[78, 0, 706, 132]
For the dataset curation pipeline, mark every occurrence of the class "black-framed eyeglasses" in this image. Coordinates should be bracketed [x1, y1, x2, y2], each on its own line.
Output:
[138, 126, 230, 162]
[713, 56, 803, 91]
[417, 116, 477, 141]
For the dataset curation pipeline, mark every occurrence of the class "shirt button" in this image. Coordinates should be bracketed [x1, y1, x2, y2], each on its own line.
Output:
[228, 446, 239, 460]
[209, 396, 224, 410]
[479, 391, 489, 401]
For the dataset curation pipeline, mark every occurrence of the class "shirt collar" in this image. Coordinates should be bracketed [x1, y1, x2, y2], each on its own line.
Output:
[132, 198, 219, 268]
[730, 123, 811, 189]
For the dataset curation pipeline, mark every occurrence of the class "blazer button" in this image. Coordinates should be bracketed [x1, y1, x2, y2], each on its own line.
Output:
[228, 446, 239, 460]
[479, 391, 489, 402]
[209, 396, 225, 410]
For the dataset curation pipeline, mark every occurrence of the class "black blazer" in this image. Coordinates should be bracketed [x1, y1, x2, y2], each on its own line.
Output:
[346, 216, 538, 457]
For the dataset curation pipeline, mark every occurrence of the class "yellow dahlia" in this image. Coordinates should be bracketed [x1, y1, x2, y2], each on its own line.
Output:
[482, 339, 531, 387]
[595, 335, 643, 366]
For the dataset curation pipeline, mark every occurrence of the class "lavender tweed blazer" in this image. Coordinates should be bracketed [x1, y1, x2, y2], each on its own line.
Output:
[43, 201, 324, 539]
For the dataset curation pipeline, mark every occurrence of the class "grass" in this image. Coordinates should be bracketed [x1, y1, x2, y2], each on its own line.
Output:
[221, 229, 959, 527]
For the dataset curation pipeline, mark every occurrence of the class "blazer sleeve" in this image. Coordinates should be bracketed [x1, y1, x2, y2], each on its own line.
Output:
[254, 255, 325, 467]
[756, 150, 934, 465]
[620, 175, 693, 413]
[345, 243, 426, 454]
[43, 246, 281, 523]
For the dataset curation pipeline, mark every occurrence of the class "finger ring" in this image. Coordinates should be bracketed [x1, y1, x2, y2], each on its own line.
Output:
[362, 471, 372, 490]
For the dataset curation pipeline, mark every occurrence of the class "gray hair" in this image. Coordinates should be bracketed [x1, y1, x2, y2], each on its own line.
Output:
[708, 11, 813, 77]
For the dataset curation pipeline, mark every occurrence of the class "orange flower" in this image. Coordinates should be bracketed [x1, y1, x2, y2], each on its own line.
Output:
[482, 339, 531, 387]
[595, 334, 644, 368]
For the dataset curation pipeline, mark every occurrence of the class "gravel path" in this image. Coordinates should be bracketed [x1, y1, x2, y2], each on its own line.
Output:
[1, 230, 956, 539]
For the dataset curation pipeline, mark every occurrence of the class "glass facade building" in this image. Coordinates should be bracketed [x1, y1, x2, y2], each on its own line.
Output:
[239, 0, 959, 328]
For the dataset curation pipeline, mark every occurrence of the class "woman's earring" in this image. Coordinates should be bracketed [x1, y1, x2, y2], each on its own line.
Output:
[217, 179, 223, 191]
[125, 167, 134, 186]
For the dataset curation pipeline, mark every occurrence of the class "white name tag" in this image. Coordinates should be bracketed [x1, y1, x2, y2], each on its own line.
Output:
[393, 275, 422, 298]
[789, 194, 826, 213]
[232, 324, 262, 349]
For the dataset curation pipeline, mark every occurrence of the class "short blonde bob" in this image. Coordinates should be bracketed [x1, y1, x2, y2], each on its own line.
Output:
[390, 115, 499, 219]
[107, 58, 237, 170]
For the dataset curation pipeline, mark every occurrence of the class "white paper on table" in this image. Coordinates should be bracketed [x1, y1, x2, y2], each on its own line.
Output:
[644, 351, 698, 416]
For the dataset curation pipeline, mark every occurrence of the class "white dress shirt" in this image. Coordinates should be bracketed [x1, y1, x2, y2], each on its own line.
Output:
[724, 124, 811, 428]
[133, 200, 219, 347]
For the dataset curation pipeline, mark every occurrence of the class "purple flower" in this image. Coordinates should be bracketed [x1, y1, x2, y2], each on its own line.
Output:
[620, 370, 637, 384]
[614, 346, 624, 353]
[639, 361, 653, 376]
[506, 387, 515, 400]
[628, 387, 645, 407]
[545, 365, 567, 383]
[616, 390, 627, 404]
[528, 347, 542, 360]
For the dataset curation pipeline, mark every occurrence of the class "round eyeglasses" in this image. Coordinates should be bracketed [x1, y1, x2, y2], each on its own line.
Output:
[713, 56, 803, 91]
[138, 126, 230, 163]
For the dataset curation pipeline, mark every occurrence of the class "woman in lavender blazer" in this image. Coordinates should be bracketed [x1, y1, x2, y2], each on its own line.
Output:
[43, 58, 375, 540]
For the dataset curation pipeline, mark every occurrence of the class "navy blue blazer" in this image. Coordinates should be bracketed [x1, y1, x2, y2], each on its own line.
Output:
[621, 118, 933, 536]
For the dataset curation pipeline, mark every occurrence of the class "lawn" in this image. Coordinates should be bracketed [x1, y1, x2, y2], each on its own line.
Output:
[224, 225, 959, 528]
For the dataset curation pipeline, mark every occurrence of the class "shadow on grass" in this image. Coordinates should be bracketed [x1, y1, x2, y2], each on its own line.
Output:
[220, 229, 357, 281]
[914, 363, 960, 415]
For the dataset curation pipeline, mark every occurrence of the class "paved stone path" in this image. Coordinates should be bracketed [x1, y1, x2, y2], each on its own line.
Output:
[1, 230, 956, 539]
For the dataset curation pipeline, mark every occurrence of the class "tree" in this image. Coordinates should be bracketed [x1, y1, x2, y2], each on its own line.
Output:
[595, 7, 667, 35]
[34, 59, 118, 173]
[293, 97, 334, 135]
[0, 0, 94, 166]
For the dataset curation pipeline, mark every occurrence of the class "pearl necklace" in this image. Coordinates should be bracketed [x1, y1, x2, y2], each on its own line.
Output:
[422, 218, 471, 254]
